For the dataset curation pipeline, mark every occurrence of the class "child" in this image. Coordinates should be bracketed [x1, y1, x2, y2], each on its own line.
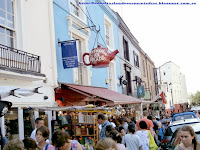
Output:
[110, 130, 126, 150]
[36, 126, 54, 150]
[23, 137, 37, 150]
[136, 121, 150, 150]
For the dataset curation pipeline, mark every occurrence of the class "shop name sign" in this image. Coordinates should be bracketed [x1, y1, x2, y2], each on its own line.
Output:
[61, 41, 78, 69]
[83, 45, 119, 68]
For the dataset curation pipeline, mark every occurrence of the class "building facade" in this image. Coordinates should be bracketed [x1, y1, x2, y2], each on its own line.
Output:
[139, 50, 156, 100]
[0, 0, 57, 140]
[53, 0, 124, 106]
[115, 12, 142, 98]
[158, 61, 188, 113]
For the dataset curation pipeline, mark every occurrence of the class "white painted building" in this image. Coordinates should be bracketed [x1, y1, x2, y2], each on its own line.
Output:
[158, 61, 188, 113]
[0, 0, 57, 140]
[115, 12, 142, 97]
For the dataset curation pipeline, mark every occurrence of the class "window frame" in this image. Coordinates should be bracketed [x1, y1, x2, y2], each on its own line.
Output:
[133, 51, 139, 68]
[0, 0, 15, 48]
[123, 37, 129, 61]
[104, 15, 114, 50]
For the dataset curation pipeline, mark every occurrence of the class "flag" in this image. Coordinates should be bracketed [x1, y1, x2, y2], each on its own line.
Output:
[160, 92, 167, 104]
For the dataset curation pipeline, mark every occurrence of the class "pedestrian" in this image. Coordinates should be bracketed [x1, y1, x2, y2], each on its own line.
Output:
[110, 130, 126, 150]
[136, 110, 154, 136]
[175, 125, 200, 150]
[106, 125, 115, 137]
[97, 113, 111, 140]
[95, 137, 117, 150]
[161, 114, 171, 132]
[30, 118, 44, 142]
[3, 138, 24, 150]
[36, 126, 54, 150]
[52, 130, 83, 150]
[122, 123, 142, 150]
[120, 117, 128, 134]
[136, 121, 150, 150]
[152, 116, 163, 141]
[23, 137, 37, 150]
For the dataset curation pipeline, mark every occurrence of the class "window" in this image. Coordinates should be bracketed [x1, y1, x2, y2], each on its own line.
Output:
[123, 37, 129, 61]
[70, 0, 86, 22]
[104, 15, 114, 49]
[73, 39, 84, 85]
[70, 0, 79, 17]
[108, 62, 116, 91]
[133, 51, 139, 68]
[105, 23, 110, 46]
[149, 64, 151, 80]
[0, 0, 14, 47]
[125, 70, 132, 95]
[142, 59, 145, 76]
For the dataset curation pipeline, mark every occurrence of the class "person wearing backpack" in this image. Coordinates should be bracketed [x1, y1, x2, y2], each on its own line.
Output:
[52, 130, 83, 150]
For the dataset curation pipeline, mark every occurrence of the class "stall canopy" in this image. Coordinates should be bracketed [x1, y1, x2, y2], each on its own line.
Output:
[55, 83, 142, 105]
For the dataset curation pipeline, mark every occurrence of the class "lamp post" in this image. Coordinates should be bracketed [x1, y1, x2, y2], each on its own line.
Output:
[169, 83, 174, 110]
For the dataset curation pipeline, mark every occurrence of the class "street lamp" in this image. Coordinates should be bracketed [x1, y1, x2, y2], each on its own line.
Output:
[169, 83, 174, 107]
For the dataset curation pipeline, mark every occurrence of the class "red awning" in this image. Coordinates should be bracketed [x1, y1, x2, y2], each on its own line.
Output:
[59, 83, 142, 105]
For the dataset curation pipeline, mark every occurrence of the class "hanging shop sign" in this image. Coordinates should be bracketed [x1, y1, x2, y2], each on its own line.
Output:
[61, 41, 78, 69]
[82, 45, 119, 68]
[137, 86, 145, 97]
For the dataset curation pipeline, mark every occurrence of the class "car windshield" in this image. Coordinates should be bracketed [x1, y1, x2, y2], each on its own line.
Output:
[174, 114, 194, 121]
[165, 123, 200, 136]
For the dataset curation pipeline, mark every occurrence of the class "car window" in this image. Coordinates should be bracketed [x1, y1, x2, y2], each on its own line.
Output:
[174, 114, 194, 121]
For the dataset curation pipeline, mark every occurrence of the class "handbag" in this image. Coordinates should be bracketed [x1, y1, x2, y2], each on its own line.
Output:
[147, 130, 158, 150]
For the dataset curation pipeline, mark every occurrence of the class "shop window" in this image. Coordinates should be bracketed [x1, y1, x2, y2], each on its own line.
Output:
[4, 108, 19, 140]
[0, 0, 15, 47]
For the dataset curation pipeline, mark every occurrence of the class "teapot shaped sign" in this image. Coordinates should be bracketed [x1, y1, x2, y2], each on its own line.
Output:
[83, 45, 119, 68]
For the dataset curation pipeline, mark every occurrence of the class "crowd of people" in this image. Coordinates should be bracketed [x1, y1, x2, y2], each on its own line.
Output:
[1, 110, 200, 150]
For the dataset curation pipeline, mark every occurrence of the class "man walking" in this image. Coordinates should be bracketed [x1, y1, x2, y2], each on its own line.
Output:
[30, 118, 44, 142]
[136, 110, 154, 135]
[97, 113, 111, 140]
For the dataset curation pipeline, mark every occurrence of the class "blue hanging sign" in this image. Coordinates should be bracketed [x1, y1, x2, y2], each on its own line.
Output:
[137, 86, 145, 97]
[61, 41, 78, 69]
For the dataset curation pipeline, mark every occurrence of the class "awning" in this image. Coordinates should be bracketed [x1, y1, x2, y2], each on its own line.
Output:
[142, 92, 162, 105]
[57, 83, 142, 105]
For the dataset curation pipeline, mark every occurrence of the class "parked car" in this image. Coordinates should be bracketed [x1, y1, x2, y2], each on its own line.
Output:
[167, 122, 200, 149]
[161, 118, 200, 149]
[172, 112, 197, 122]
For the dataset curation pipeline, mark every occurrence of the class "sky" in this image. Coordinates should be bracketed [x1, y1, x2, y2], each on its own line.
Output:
[108, 0, 200, 94]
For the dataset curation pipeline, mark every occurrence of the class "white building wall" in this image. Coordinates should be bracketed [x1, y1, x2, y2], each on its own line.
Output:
[0, 0, 57, 140]
[0, 0, 58, 107]
[158, 61, 188, 109]
[118, 28, 142, 97]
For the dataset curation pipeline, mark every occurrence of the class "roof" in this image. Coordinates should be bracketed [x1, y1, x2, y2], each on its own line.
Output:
[59, 83, 142, 105]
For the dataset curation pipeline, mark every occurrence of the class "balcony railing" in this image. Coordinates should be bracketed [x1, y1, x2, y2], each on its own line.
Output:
[0, 44, 41, 73]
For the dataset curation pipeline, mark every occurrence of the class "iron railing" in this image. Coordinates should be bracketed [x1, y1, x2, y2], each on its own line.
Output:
[0, 44, 41, 73]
